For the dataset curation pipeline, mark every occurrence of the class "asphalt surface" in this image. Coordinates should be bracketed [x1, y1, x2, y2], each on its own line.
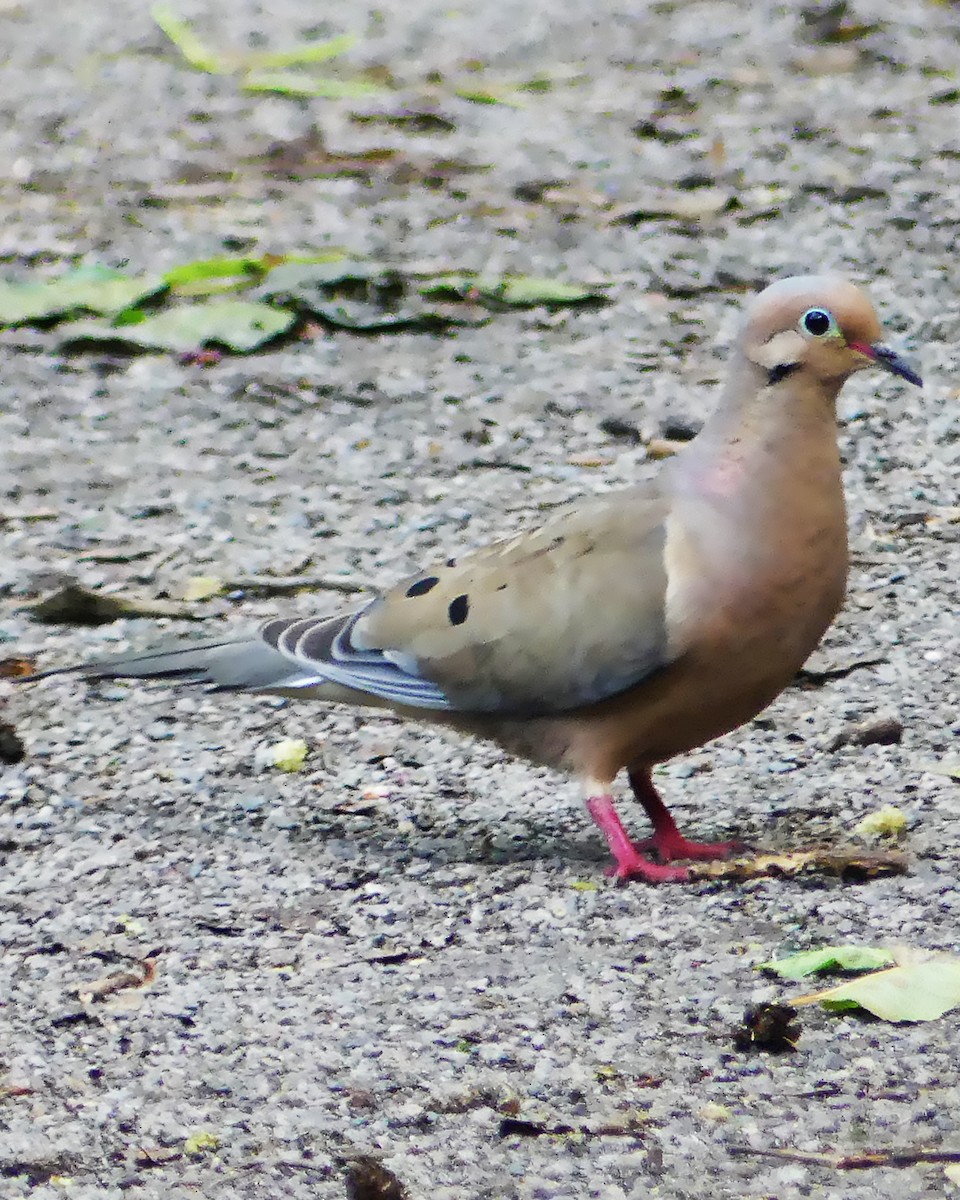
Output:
[2, 1, 960, 1197]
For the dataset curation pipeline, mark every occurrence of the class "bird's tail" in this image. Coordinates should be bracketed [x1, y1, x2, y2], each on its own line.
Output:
[22, 636, 318, 692]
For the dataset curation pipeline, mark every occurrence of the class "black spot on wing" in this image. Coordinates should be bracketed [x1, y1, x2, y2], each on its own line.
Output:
[448, 594, 469, 626]
[406, 575, 439, 598]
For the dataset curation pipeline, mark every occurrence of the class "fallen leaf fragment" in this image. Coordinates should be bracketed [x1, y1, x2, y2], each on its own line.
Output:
[854, 805, 908, 839]
[688, 848, 908, 883]
[759, 945, 894, 980]
[609, 187, 733, 225]
[77, 957, 157, 1007]
[62, 300, 294, 353]
[183, 1130, 220, 1156]
[136, 1146, 183, 1168]
[793, 956, 960, 1022]
[179, 575, 223, 602]
[0, 657, 38, 678]
[645, 437, 686, 459]
[27, 584, 200, 625]
[262, 737, 309, 772]
[0, 267, 164, 326]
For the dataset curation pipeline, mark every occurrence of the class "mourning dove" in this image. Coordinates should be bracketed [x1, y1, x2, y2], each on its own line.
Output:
[26, 275, 921, 883]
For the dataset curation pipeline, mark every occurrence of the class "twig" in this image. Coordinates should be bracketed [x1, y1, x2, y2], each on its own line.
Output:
[729, 1145, 960, 1169]
[224, 574, 369, 597]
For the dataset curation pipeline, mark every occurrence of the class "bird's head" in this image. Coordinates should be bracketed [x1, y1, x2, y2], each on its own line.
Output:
[743, 275, 922, 390]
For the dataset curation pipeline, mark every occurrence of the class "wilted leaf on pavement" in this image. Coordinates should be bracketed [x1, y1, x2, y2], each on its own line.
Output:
[419, 273, 606, 307]
[793, 954, 960, 1022]
[163, 252, 346, 297]
[688, 848, 907, 883]
[27, 584, 202, 625]
[256, 262, 488, 331]
[0, 267, 165, 326]
[61, 301, 294, 353]
[759, 945, 895, 980]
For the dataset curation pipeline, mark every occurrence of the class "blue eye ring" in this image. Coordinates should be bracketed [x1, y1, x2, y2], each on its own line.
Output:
[801, 307, 836, 337]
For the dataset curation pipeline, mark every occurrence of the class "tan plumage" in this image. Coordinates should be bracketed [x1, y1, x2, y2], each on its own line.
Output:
[27, 275, 922, 882]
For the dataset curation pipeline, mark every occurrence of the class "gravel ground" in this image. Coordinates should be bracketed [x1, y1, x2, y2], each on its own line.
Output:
[2, 1, 960, 1197]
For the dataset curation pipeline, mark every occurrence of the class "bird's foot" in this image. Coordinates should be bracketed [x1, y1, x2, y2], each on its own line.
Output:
[587, 793, 690, 884]
[604, 851, 690, 884]
[630, 832, 744, 864]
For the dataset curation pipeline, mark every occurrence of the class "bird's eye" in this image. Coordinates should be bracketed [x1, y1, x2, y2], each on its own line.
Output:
[801, 308, 835, 337]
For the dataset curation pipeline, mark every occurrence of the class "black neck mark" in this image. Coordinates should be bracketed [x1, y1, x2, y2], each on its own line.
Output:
[766, 361, 800, 386]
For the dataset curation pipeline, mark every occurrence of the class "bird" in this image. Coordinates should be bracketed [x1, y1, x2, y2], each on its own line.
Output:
[24, 275, 922, 883]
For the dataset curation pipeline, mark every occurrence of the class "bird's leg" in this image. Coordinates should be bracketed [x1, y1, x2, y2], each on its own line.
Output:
[628, 769, 742, 863]
[585, 793, 690, 883]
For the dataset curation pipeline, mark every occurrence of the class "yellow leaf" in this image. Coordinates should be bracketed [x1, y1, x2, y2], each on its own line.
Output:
[180, 575, 223, 602]
[854, 805, 908, 838]
[269, 738, 309, 772]
[184, 1130, 220, 1156]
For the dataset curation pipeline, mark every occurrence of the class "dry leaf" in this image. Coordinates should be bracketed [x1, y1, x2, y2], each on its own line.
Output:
[27, 584, 200, 625]
[689, 849, 908, 883]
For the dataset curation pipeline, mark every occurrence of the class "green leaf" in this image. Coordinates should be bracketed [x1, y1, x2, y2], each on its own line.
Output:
[164, 251, 346, 297]
[496, 276, 601, 306]
[151, 4, 226, 73]
[242, 72, 383, 98]
[246, 34, 357, 70]
[803, 959, 960, 1022]
[758, 945, 895, 980]
[419, 273, 603, 308]
[61, 301, 294, 353]
[455, 87, 524, 107]
[0, 268, 165, 326]
[255, 261, 487, 331]
[163, 256, 268, 297]
[256, 259, 382, 294]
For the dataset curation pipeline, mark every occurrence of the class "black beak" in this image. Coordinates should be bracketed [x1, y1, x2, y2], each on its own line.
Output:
[851, 341, 923, 387]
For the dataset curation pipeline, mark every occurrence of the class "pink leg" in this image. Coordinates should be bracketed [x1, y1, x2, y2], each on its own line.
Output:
[586, 794, 690, 883]
[628, 769, 742, 862]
